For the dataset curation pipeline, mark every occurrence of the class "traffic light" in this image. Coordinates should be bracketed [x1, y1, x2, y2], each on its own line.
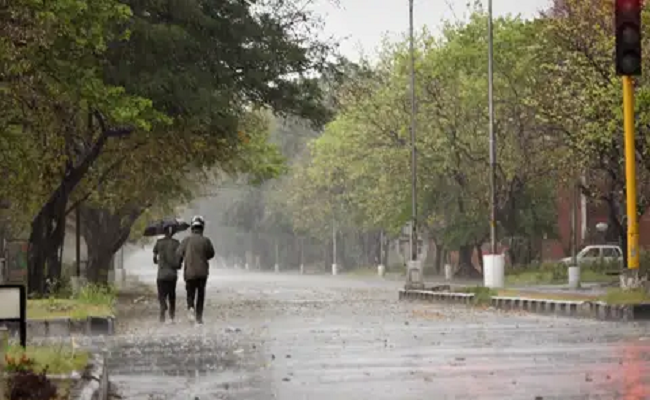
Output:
[615, 0, 642, 76]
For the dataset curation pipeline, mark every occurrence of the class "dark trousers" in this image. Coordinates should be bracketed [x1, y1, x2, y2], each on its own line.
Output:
[157, 279, 177, 321]
[185, 277, 207, 322]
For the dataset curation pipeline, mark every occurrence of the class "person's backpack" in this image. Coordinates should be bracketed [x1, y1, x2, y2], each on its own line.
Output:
[160, 239, 181, 270]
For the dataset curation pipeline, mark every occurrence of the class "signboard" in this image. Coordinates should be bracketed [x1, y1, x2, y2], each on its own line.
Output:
[0, 285, 26, 347]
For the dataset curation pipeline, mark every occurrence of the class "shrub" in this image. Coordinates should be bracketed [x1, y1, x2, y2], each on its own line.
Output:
[4, 354, 58, 400]
[75, 284, 116, 306]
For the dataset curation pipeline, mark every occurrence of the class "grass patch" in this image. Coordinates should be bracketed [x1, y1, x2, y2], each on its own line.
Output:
[456, 286, 497, 305]
[28, 284, 116, 320]
[27, 299, 113, 320]
[452, 287, 598, 302]
[496, 289, 598, 302]
[4, 342, 89, 374]
[599, 288, 650, 305]
[506, 262, 617, 286]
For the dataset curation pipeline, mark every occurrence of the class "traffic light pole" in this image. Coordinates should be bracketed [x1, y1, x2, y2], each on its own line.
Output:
[623, 75, 639, 271]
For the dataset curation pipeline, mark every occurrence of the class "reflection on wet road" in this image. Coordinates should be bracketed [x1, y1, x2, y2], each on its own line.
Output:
[105, 269, 650, 399]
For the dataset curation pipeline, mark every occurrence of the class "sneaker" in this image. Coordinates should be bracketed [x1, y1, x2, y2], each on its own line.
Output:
[187, 308, 195, 323]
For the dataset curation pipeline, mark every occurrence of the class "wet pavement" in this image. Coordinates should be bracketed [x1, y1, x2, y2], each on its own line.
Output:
[95, 270, 650, 399]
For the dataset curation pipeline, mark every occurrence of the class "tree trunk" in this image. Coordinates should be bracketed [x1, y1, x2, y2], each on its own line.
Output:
[27, 190, 68, 295]
[455, 244, 482, 278]
[476, 243, 484, 270]
[27, 111, 130, 295]
[81, 204, 143, 285]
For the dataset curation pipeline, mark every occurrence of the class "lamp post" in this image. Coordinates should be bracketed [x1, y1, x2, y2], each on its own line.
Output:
[482, 0, 506, 289]
[487, 0, 496, 255]
[405, 0, 423, 289]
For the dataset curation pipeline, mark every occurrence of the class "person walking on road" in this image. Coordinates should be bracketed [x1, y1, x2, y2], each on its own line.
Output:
[176, 215, 215, 325]
[153, 223, 181, 323]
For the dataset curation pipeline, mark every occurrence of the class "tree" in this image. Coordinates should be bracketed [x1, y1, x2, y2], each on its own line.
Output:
[77, 109, 283, 284]
[534, 0, 650, 267]
[2, 0, 341, 293]
[279, 10, 560, 275]
[0, 0, 163, 294]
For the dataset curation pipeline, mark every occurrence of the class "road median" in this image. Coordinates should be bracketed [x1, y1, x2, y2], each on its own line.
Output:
[399, 285, 650, 321]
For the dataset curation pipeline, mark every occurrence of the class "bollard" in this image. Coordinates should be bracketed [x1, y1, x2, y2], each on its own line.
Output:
[332, 264, 338, 276]
[377, 264, 385, 278]
[444, 264, 453, 281]
[568, 266, 581, 289]
[300, 264, 304, 275]
[245, 263, 249, 271]
[274, 264, 279, 273]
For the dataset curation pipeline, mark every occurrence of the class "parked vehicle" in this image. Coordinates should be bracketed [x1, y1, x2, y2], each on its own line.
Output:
[559, 245, 623, 267]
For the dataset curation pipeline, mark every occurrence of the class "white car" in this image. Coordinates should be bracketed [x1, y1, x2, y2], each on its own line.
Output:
[560, 245, 623, 266]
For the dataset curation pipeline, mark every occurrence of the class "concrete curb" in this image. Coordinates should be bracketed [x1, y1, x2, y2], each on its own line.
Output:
[1, 316, 115, 339]
[76, 353, 109, 400]
[398, 289, 650, 321]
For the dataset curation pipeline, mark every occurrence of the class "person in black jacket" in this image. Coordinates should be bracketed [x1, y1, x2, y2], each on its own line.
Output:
[176, 215, 215, 325]
[153, 223, 181, 323]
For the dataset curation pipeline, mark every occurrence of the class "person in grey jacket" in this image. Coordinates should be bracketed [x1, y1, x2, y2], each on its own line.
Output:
[176, 215, 215, 325]
[153, 223, 181, 323]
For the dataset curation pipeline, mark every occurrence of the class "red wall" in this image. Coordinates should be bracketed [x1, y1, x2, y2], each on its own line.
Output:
[447, 182, 650, 271]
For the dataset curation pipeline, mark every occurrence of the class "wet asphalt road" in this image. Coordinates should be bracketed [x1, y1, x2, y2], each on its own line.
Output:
[101, 269, 650, 400]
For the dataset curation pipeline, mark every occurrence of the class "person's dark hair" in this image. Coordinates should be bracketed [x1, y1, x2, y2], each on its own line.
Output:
[164, 225, 174, 237]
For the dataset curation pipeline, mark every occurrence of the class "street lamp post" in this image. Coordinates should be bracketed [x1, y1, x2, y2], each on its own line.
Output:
[483, 0, 506, 288]
[487, 0, 496, 255]
[405, 0, 423, 289]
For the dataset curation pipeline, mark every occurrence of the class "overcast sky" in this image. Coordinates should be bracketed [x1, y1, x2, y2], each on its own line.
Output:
[311, 0, 551, 61]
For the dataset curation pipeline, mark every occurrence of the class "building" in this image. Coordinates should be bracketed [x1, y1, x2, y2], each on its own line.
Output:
[543, 182, 650, 261]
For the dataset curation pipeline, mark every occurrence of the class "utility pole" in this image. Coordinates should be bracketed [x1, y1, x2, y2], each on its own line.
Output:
[487, 0, 497, 255]
[405, 0, 423, 289]
[409, 0, 417, 263]
[406, 0, 424, 289]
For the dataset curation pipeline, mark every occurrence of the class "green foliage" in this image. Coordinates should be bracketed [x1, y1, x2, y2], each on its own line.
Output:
[0, 0, 163, 236]
[505, 262, 616, 285]
[278, 12, 558, 260]
[533, 0, 650, 245]
[1, 0, 337, 281]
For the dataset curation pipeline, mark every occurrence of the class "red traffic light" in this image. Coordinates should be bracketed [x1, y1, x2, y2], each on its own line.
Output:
[615, 0, 643, 75]
[617, 0, 641, 10]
